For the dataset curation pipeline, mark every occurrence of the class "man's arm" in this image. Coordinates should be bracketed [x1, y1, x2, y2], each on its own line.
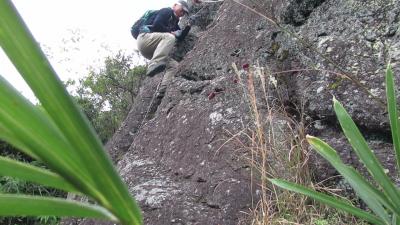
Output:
[151, 8, 173, 32]
[173, 25, 191, 41]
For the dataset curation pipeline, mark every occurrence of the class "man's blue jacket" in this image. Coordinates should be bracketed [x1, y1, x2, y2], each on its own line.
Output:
[148, 7, 191, 41]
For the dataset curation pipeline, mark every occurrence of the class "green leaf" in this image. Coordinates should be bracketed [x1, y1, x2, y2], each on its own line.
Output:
[0, 75, 99, 199]
[0, 194, 116, 220]
[385, 64, 400, 171]
[333, 97, 400, 208]
[0, 1, 142, 224]
[269, 179, 385, 225]
[0, 156, 78, 193]
[0, 124, 39, 160]
[307, 135, 393, 223]
[393, 214, 399, 225]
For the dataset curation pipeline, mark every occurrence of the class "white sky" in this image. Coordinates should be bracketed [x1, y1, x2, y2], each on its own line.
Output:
[0, 0, 178, 102]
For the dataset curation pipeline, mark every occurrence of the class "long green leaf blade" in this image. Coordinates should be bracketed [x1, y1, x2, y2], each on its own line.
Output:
[307, 135, 394, 222]
[0, 194, 116, 221]
[385, 64, 400, 171]
[0, 1, 141, 224]
[0, 124, 39, 160]
[394, 214, 399, 225]
[0, 75, 99, 200]
[269, 179, 384, 225]
[333, 98, 400, 206]
[0, 156, 78, 193]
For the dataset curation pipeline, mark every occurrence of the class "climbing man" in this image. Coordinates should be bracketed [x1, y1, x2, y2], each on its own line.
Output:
[135, 0, 197, 77]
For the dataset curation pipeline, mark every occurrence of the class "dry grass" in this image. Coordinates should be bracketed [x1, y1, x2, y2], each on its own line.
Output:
[232, 64, 367, 225]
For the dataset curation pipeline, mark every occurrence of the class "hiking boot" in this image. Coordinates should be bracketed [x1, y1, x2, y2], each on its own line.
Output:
[146, 63, 166, 77]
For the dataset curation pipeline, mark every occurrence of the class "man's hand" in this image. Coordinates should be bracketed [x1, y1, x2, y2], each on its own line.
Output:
[171, 30, 183, 37]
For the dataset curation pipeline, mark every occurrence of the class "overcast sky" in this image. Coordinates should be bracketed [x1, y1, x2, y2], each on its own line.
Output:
[0, 0, 178, 101]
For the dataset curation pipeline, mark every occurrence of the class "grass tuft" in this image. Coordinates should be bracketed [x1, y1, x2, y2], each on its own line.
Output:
[232, 63, 367, 225]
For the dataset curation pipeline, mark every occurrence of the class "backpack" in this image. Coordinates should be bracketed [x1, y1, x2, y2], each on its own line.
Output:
[131, 10, 159, 39]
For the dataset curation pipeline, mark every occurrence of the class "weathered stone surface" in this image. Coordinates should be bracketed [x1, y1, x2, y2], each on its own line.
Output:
[105, 75, 163, 162]
[274, 0, 400, 187]
[280, 0, 400, 131]
[281, 0, 326, 26]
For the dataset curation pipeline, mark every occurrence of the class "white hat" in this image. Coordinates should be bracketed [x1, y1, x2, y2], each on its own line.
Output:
[177, 0, 190, 14]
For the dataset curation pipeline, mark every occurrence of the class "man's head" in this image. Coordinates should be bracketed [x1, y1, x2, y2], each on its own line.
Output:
[173, 0, 189, 18]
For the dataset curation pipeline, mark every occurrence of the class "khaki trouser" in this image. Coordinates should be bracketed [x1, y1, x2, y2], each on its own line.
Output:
[158, 59, 179, 94]
[137, 32, 176, 67]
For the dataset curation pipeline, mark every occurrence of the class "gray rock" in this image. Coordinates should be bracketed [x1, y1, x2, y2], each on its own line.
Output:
[280, 0, 400, 131]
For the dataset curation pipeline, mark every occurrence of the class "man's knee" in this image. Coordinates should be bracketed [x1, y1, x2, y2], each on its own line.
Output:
[155, 34, 176, 54]
[163, 33, 176, 45]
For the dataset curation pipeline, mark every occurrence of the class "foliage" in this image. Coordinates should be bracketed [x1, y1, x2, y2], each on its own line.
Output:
[0, 141, 66, 225]
[0, 1, 142, 224]
[270, 64, 400, 225]
[71, 53, 145, 143]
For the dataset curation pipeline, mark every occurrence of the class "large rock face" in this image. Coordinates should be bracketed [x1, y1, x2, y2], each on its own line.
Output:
[278, 0, 400, 181]
[285, 0, 400, 131]
[66, 0, 400, 224]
